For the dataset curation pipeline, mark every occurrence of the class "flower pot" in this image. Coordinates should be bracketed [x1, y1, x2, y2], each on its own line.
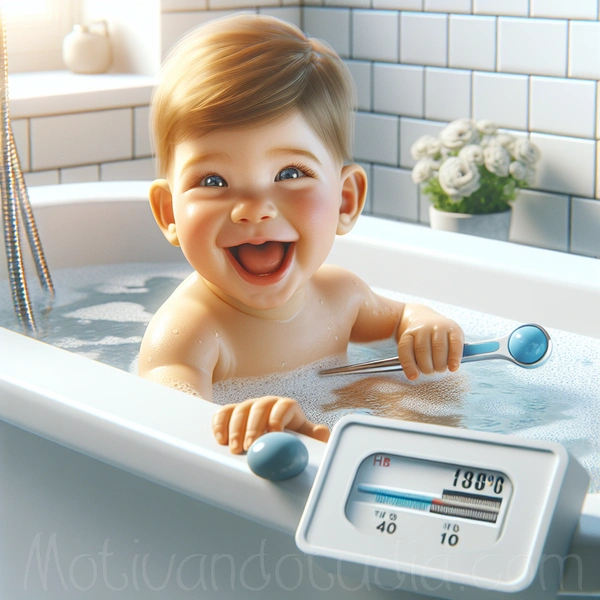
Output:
[429, 206, 512, 241]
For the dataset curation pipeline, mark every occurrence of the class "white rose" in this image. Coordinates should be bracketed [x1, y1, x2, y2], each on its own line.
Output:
[439, 118, 478, 150]
[458, 144, 484, 165]
[410, 135, 442, 160]
[508, 160, 527, 181]
[476, 120, 497, 135]
[512, 138, 540, 166]
[411, 157, 439, 184]
[438, 157, 481, 200]
[483, 144, 510, 177]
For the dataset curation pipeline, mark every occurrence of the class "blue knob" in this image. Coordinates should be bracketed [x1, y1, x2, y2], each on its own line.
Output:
[508, 325, 548, 365]
[247, 432, 309, 481]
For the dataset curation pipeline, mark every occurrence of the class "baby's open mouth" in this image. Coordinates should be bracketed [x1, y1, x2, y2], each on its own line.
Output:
[228, 241, 292, 277]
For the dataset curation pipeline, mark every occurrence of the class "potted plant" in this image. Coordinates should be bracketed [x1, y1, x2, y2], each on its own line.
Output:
[411, 118, 540, 241]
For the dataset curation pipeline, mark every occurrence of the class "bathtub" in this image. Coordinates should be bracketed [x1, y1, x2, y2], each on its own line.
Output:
[1, 181, 599, 599]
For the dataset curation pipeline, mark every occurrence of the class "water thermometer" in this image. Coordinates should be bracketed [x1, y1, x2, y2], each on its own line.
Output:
[296, 414, 589, 600]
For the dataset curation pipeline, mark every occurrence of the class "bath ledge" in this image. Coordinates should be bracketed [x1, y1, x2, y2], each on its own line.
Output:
[7, 71, 157, 118]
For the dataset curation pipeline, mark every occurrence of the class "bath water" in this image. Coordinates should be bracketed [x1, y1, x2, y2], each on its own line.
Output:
[1, 261, 599, 491]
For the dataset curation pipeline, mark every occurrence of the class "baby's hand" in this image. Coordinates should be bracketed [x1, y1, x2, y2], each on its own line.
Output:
[397, 307, 464, 380]
[212, 396, 330, 454]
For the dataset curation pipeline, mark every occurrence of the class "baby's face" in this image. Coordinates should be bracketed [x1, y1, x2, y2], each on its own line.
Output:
[167, 111, 347, 312]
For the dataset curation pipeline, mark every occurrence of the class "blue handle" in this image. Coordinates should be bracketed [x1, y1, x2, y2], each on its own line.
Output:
[462, 341, 500, 357]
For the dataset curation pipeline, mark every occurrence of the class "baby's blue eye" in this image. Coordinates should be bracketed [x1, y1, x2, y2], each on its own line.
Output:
[200, 175, 227, 187]
[276, 167, 305, 181]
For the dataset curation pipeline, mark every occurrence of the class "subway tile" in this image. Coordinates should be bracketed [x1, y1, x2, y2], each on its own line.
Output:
[24, 170, 59, 187]
[162, 0, 207, 11]
[354, 112, 399, 165]
[424, 0, 471, 13]
[473, 0, 528, 16]
[569, 21, 600, 80]
[530, 77, 596, 139]
[530, 133, 596, 198]
[357, 161, 373, 213]
[400, 12, 448, 67]
[101, 158, 156, 182]
[373, 0, 422, 8]
[571, 197, 600, 257]
[509, 189, 569, 251]
[303, 0, 324, 6]
[161, 10, 252, 57]
[303, 8, 351, 58]
[419, 187, 430, 223]
[473, 72, 528, 130]
[209, 0, 276, 10]
[345, 60, 372, 112]
[399, 117, 447, 168]
[258, 7, 302, 28]
[449, 15, 496, 72]
[498, 17, 568, 77]
[11, 119, 29, 173]
[352, 10, 399, 62]
[325, 0, 369, 7]
[372, 165, 419, 221]
[60, 165, 100, 184]
[134, 106, 152, 159]
[530, 0, 598, 20]
[31, 109, 133, 171]
[425, 67, 471, 122]
[373, 63, 424, 118]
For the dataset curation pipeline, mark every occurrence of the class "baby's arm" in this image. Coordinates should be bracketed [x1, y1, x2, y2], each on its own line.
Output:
[350, 279, 464, 380]
[212, 397, 330, 454]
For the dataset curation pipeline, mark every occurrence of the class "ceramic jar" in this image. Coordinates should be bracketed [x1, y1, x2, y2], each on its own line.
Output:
[63, 21, 111, 74]
[429, 206, 512, 241]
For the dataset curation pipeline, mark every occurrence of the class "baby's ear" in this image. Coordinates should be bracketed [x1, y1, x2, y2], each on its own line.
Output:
[149, 179, 179, 247]
[337, 164, 368, 235]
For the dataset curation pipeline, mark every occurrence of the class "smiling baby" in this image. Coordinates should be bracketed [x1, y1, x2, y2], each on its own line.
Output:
[138, 14, 464, 453]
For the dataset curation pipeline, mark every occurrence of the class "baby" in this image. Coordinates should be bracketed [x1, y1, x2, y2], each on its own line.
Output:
[139, 14, 464, 453]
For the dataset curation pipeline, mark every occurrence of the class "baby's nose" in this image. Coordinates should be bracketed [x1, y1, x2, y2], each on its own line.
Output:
[231, 199, 278, 224]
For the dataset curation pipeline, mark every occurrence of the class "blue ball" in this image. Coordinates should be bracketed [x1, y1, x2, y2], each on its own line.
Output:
[247, 432, 309, 481]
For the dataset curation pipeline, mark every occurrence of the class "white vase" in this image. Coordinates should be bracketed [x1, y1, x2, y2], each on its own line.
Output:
[429, 206, 512, 241]
[63, 21, 112, 74]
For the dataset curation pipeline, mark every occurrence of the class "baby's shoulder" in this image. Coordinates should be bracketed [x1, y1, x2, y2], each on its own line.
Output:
[312, 264, 371, 298]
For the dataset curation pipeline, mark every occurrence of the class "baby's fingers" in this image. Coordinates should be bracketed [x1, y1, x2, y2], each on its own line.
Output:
[397, 333, 419, 380]
[212, 404, 238, 446]
[447, 327, 464, 372]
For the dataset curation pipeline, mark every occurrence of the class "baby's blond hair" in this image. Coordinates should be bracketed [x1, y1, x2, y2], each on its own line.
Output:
[151, 14, 356, 176]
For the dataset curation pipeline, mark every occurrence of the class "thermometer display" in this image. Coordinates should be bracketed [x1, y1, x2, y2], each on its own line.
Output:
[345, 454, 512, 553]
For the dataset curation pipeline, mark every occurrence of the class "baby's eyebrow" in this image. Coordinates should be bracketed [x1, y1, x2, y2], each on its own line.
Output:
[267, 147, 321, 165]
[181, 152, 231, 173]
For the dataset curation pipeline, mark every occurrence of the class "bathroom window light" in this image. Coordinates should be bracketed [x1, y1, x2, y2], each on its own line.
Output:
[3, 0, 80, 73]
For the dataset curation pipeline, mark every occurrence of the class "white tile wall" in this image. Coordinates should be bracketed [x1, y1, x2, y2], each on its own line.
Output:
[372, 0, 422, 9]
[529, 77, 596, 139]
[134, 106, 153, 158]
[101, 158, 156, 181]
[472, 72, 528, 130]
[400, 12, 448, 67]
[509, 189, 569, 252]
[473, 0, 528, 17]
[24, 170, 60, 187]
[303, 8, 351, 57]
[60, 165, 100, 184]
[424, 0, 470, 13]
[449, 15, 496, 72]
[352, 10, 399, 62]
[372, 165, 419, 221]
[531, 133, 596, 198]
[571, 197, 600, 257]
[498, 17, 568, 77]
[373, 63, 424, 118]
[345, 60, 373, 111]
[258, 6, 302, 28]
[569, 21, 600, 80]
[354, 112, 399, 165]
[425, 67, 471, 121]
[31, 110, 133, 171]
[530, 0, 599, 20]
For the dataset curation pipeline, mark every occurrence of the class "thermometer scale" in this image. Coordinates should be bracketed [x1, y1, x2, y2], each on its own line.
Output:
[296, 415, 589, 600]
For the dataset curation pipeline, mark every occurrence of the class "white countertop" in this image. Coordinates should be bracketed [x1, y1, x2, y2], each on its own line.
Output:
[8, 71, 156, 118]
